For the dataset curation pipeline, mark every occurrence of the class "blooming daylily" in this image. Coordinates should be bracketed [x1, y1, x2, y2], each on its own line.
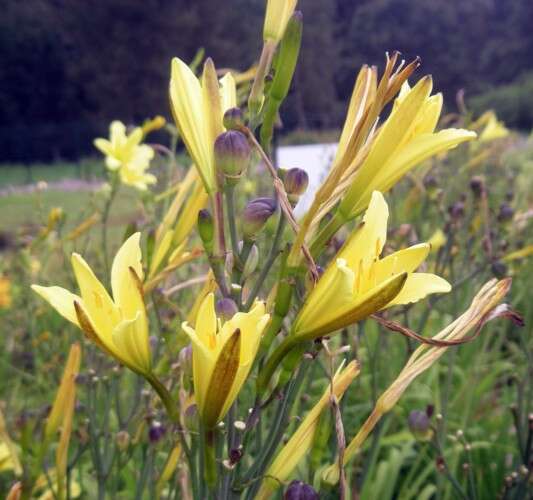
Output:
[169, 58, 236, 194]
[182, 293, 269, 428]
[32, 233, 152, 375]
[94, 121, 156, 190]
[294, 191, 451, 340]
[478, 111, 510, 142]
[337, 78, 476, 220]
[263, 0, 298, 43]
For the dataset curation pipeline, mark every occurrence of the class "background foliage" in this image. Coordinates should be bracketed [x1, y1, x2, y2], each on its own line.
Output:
[2, 0, 533, 162]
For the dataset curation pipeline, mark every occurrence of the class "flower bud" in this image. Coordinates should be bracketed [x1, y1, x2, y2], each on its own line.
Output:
[284, 480, 319, 500]
[282, 167, 309, 204]
[116, 430, 130, 451]
[491, 261, 507, 279]
[223, 107, 245, 130]
[214, 130, 251, 184]
[148, 420, 166, 443]
[242, 244, 259, 278]
[408, 410, 432, 441]
[469, 176, 485, 198]
[497, 203, 514, 222]
[242, 198, 277, 240]
[197, 209, 214, 254]
[216, 298, 239, 321]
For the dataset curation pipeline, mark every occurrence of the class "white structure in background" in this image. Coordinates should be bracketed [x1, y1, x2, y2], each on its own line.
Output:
[276, 143, 338, 217]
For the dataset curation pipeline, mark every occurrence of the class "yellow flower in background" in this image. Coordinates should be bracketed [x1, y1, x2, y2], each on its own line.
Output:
[263, 0, 298, 42]
[478, 111, 510, 142]
[32, 233, 152, 375]
[0, 441, 16, 472]
[294, 191, 451, 339]
[94, 121, 156, 190]
[182, 293, 269, 428]
[256, 361, 360, 500]
[169, 57, 237, 193]
[0, 276, 12, 309]
[337, 78, 476, 219]
[141, 115, 166, 135]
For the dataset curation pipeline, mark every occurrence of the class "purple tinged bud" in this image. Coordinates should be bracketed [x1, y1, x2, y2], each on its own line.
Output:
[283, 167, 309, 204]
[242, 197, 277, 240]
[216, 298, 239, 321]
[178, 344, 192, 376]
[497, 203, 514, 222]
[284, 480, 319, 500]
[469, 176, 485, 198]
[184, 404, 199, 432]
[148, 421, 166, 443]
[214, 130, 251, 183]
[491, 261, 507, 279]
[223, 107, 244, 130]
[408, 410, 432, 441]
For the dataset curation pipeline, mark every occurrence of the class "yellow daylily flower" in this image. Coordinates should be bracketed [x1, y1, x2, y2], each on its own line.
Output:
[94, 121, 156, 190]
[263, 0, 298, 42]
[337, 78, 476, 220]
[32, 233, 152, 375]
[0, 409, 21, 476]
[0, 441, 15, 472]
[182, 293, 269, 428]
[294, 191, 451, 340]
[256, 360, 360, 500]
[479, 112, 510, 142]
[169, 58, 237, 194]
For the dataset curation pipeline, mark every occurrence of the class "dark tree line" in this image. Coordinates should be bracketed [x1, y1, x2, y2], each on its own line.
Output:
[1, 0, 532, 162]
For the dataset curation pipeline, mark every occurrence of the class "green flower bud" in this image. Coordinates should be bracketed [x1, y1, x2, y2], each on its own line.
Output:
[198, 209, 214, 254]
[242, 243, 259, 278]
[242, 197, 277, 240]
[223, 107, 245, 130]
[214, 130, 251, 184]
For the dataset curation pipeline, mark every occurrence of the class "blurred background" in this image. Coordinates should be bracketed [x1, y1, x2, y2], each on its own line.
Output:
[1, 0, 533, 164]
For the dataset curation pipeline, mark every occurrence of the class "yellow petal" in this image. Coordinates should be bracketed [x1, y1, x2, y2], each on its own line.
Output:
[71, 253, 119, 338]
[349, 128, 476, 216]
[202, 329, 241, 427]
[294, 259, 355, 338]
[93, 138, 113, 157]
[339, 191, 388, 271]
[195, 293, 218, 349]
[373, 243, 430, 284]
[220, 72, 237, 113]
[31, 285, 81, 326]
[263, 0, 298, 42]
[202, 58, 224, 146]
[112, 312, 151, 374]
[386, 273, 451, 307]
[111, 232, 144, 313]
[339, 76, 433, 218]
[170, 57, 215, 193]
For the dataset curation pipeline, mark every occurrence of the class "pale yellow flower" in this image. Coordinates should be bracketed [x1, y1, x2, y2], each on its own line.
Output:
[94, 121, 156, 190]
[169, 58, 237, 193]
[182, 293, 269, 428]
[294, 191, 451, 339]
[263, 0, 298, 42]
[32, 233, 152, 375]
[479, 111, 510, 142]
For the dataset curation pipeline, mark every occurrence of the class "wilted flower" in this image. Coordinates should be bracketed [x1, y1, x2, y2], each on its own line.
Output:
[94, 121, 156, 190]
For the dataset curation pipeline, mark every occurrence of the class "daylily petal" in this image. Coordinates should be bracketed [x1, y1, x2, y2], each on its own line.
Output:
[220, 72, 237, 112]
[111, 232, 144, 314]
[386, 273, 451, 307]
[112, 312, 151, 374]
[31, 285, 81, 326]
[373, 243, 430, 284]
[195, 292, 217, 350]
[263, 0, 298, 42]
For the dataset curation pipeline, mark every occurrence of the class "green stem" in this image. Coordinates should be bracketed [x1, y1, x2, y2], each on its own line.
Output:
[256, 336, 298, 398]
[244, 213, 286, 310]
[101, 174, 120, 282]
[309, 210, 345, 258]
[224, 184, 240, 263]
[204, 430, 218, 492]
